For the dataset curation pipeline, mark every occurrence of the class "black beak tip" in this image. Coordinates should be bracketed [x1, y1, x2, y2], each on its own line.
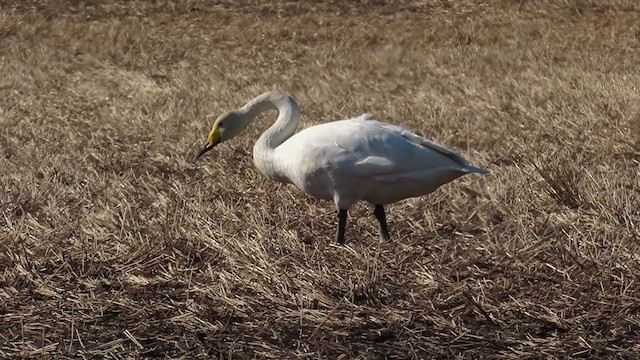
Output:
[196, 146, 211, 159]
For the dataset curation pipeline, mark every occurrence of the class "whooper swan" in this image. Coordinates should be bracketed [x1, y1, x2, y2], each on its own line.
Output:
[197, 91, 487, 244]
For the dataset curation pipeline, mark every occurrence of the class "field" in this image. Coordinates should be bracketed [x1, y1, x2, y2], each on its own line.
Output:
[1, 0, 639, 358]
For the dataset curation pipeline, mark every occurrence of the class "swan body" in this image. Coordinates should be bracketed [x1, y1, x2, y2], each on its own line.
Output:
[198, 91, 487, 243]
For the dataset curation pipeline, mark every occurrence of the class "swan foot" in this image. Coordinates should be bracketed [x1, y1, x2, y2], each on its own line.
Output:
[374, 205, 391, 242]
[336, 208, 348, 244]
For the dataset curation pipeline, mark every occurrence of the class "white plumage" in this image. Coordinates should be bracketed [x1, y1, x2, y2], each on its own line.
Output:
[198, 91, 487, 244]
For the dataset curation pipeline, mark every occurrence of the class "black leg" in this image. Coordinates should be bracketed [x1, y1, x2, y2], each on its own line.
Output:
[336, 208, 348, 244]
[373, 204, 391, 242]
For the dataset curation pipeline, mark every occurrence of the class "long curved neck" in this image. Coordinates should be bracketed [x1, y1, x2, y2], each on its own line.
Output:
[239, 91, 300, 182]
[240, 91, 300, 150]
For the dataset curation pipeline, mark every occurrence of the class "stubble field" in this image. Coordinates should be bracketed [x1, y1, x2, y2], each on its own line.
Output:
[1, 0, 639, 358]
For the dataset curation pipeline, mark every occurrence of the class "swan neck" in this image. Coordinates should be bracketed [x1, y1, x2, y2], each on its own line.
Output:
[241, 92, 300, 150]
[241, 92, 300, 182]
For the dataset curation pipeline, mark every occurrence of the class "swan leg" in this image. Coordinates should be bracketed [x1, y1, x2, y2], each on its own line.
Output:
[336, 209, 348, 244]
[373, 205, 391, 242]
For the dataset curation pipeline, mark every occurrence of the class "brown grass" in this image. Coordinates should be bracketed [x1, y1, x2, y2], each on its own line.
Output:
[1, 0, 640, 358]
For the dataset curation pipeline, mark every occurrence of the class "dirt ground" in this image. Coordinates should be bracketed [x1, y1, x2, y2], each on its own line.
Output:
[1, 0, 639, 358]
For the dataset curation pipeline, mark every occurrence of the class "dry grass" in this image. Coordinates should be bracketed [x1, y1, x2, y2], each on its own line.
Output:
[1, 0, 640, 358]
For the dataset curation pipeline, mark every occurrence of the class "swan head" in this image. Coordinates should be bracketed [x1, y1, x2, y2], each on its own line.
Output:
[197, 111, 245, 158]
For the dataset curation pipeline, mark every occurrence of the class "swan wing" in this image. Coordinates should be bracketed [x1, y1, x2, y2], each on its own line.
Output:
[368, 121, 470, 166]
[330, 116, 483, 180]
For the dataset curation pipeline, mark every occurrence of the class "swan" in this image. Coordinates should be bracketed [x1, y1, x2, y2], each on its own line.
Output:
[197, 91, 487, 244]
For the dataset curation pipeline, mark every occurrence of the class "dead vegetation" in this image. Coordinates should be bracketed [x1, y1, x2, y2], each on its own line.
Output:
[1, 0, 639, 358]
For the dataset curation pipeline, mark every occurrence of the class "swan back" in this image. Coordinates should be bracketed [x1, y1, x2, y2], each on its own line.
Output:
[272, 115, 486, 208]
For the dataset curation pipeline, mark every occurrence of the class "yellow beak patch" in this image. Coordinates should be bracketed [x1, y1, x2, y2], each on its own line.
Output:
[207, 126, 221, 148]
[197, 125, 221, 159]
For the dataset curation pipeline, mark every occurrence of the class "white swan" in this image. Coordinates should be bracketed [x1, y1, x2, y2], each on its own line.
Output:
[197, 91, 487, 244]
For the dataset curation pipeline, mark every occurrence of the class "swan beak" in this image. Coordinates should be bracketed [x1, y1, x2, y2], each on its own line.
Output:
[196, 144, 214, 158]
[196, 126, 221, 158]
